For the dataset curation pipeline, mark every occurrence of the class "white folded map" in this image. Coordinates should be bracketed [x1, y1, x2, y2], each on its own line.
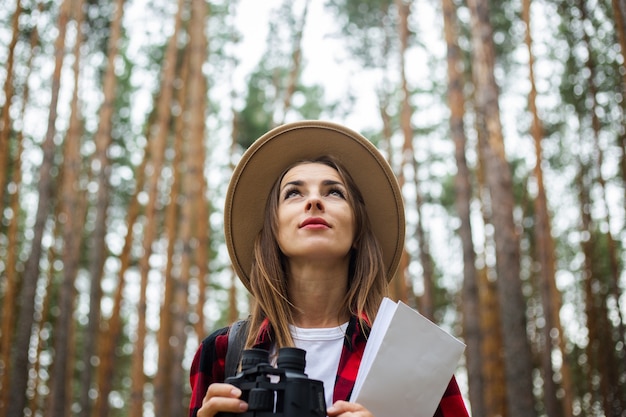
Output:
[350, 298, 466, 417]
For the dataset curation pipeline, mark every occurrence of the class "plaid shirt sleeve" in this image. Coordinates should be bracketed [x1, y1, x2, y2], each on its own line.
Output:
[188, 326, 229, 417]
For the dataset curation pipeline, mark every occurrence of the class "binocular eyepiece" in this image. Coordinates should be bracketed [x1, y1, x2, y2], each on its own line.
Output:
[217, 347, 326, 417]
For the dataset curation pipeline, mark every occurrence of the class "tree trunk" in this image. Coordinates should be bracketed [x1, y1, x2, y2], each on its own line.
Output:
[193, 67, 211, 343]
[6, 0, 71, 413]
[479, 268, 507, 416]
[611, 0, 626, 99]
[0, 0, 21, 213]
[280, 0, 309, 124]
[396, 0, 434, 318]
[27, 260, 53, 415]
[575, 158, 615, 416]
[475, 124, 507, 417]
[1, 10, 41, 413]
[613, 0, 626, 212]
[129, 0, 175, 410]
[48, 1, 86, 415]
[35, 233, 63, 415]
[441, 0, 484, 414]
[522, 0, 573, 415]
[168, 1, 209, 412]
[0, 2, 25, 412]
[581, 4, 626, 413]
[466, 0, 536, 415]
[93, 128, 151, 417]
[579, 0, 626, 351]
[148, 1, 186, 415]
[228, 111, 241, 324]
[79, 1, 125, 415]
[377, 7, 407, 305]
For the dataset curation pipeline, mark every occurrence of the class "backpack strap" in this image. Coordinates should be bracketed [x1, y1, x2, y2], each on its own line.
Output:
[224, 319, 250, 378]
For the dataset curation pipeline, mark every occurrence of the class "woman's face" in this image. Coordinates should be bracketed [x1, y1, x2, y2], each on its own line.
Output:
[276, 162, 355, 265]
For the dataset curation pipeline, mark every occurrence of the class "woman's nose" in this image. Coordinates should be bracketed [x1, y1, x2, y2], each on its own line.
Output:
[305, 195, 324, 211]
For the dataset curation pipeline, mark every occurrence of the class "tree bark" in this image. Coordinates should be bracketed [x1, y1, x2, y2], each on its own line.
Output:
[611, 0, 626, 99]
[466, 0, 536, 415]
[578, 2, 626, 412]
[93, 125, 151, 417]
[6, 0, 71, 413]
[280, 0, 310, 124]
[396, 0, 435, 318]
[228, 111, 241, 324]
[128, 0, 183, 410]
[0, 0, 21, 213]
[146, 1, 186, 415]
[522, 0, 573, 415]
[48, 0, 86, 415]
[475, 122, 507, 417]
[580, 0, 626, 350]
[441, 0, 484, 414]
[1, 8, 41, 414]
[79, 1, 125, 415]
[168, 0, 209, 412]
[575, 158, 616, 416]
[0, 2, 25, 412]
[613, 0, 626, 211]
[193, 66, 211, 343]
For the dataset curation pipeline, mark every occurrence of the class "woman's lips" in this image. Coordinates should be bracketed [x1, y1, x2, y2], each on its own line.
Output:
[299, 217, 330, 229]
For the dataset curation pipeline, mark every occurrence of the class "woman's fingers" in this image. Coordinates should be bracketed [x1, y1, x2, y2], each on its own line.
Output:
[197, 383, 248, 417]
[327, 400, 374, 417]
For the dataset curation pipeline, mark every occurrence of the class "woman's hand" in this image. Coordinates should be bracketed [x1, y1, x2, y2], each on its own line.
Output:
[197, 383, 248, 417]
[327, 400, 374, 417]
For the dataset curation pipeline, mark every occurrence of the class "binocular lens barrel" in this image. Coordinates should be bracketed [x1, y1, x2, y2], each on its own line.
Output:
[241, 348, 270, 371]
[276, 347, 306, 373]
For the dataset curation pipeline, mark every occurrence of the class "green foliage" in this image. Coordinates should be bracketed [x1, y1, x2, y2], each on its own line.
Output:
[236, 68, 275, 149]
[109, 44, 140, 209]
[486, 0, 520, 67]
[324, 0, 395, 66]
[437, 173, 459, 215]
[326, 0, 393, 30]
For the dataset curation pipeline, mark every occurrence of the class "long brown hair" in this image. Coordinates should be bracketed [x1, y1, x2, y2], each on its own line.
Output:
[244, 156, 388, 348]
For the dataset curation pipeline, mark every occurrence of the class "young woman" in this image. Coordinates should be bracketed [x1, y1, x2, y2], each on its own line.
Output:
[189, 121, 469, 417]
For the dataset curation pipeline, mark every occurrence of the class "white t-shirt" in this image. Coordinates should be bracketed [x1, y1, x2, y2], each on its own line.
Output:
[288, 323, 349, 408]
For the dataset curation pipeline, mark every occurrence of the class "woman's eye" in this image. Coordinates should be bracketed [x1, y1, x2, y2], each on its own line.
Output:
[328, 188, 346, 198]
[284, 189, 300, 199]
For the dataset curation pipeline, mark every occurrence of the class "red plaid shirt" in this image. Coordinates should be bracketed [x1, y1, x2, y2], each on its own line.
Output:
[188, 316, 469, 416]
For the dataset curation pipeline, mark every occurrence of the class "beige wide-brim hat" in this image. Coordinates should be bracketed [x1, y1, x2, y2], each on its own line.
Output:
[224, 120, 405, 291]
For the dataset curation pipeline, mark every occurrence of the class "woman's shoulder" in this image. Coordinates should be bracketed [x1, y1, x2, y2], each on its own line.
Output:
[200, 325, 230, 344]
[198, 325, 230, 356]
[191, 325, 230, 371]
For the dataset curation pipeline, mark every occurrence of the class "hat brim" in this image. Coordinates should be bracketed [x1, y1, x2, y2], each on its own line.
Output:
[224, 120, 405, 291]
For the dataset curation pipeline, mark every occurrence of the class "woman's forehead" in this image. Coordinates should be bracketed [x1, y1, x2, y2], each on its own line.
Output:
[280, 162, 342, 185]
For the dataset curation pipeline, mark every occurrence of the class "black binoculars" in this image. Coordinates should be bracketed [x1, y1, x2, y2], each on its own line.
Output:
[217, 347, 326, 417]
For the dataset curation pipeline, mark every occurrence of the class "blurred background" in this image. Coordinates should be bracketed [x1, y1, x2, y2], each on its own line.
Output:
[0, 0, 625, 416]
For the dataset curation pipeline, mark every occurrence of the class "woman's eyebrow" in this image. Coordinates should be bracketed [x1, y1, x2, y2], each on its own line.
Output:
[322, 179, 345, 187]
[281, 180, 304, 189]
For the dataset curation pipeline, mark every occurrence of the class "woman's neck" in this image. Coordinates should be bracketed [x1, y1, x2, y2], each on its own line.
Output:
[286, 262, 350, 328]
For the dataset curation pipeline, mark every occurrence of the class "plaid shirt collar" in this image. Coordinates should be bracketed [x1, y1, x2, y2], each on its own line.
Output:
[252, 315, 369, 402]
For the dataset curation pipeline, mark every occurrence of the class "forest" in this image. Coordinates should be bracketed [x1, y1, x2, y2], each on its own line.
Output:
[0, 0, 625, 416]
